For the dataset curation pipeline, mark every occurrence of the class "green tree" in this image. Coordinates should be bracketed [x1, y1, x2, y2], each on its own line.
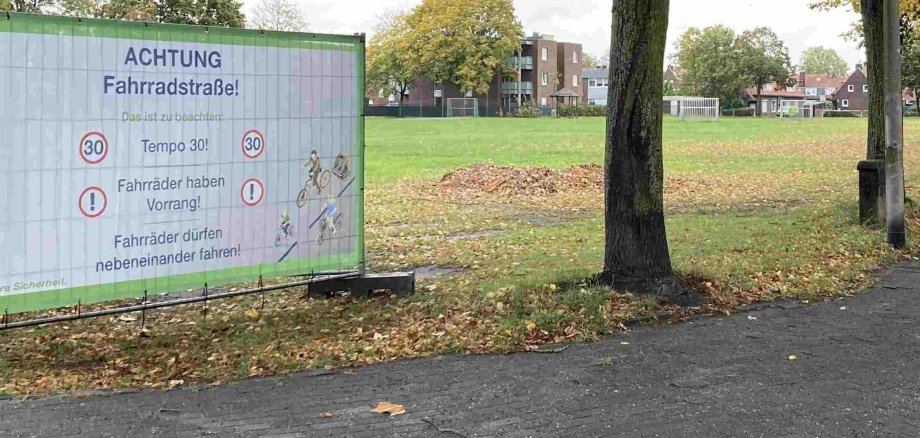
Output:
[602, 0, 701, 305]
[800, 46, 849, 76]
[367, 11, 416, 117]
[583, 52, 602, 68]
[672, 25, 746, 108]
[809, 0, 920, 159]
[59, 0, 157, 21]
[904, 37, 920, 116]
[0, 0, 53, 12]
[405, 0, 523, 95]
[58, 0, 243, 26]
[737, 27, 794, 116]
[157, 0, 245, 27]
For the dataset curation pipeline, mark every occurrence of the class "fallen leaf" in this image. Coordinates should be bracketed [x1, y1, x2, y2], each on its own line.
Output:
[244, 309, 260, 320]
[839, 306, 847, 311]
[371, 401, 406, 416]
[788, 355, 797, 361]
[320, 412, 333, 418]
[620, 341, 630, 345]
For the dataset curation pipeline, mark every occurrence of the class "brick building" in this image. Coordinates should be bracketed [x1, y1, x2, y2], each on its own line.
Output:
[832, 64, 869, 111]
[375, 33, 583, 116]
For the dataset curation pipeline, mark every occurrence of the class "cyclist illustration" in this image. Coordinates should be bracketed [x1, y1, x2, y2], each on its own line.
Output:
[275, 209, 294, 247]
[316, 196, 344, 247]
[297, 150, 331, 208]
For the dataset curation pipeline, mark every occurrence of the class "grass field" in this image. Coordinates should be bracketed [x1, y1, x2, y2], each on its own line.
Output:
[3, 116, 920, 396]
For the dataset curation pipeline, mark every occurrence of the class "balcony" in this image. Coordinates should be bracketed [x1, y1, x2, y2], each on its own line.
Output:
[500, 81, 533, 95]
[508, 56, 534, 70]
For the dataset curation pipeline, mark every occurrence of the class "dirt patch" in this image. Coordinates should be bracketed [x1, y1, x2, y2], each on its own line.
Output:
[437, 164, 602, 197]
[414, 265, 462, 280]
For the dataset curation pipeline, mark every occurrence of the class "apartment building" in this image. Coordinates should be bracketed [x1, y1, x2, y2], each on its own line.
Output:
[389, 33, 583, 115]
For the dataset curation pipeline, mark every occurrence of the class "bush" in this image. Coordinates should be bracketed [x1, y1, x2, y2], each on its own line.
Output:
[557, 104, 607, 118]
[722, 108, 755, 117]
[512, 102, 541, 118]
[824, 110, 861, 118]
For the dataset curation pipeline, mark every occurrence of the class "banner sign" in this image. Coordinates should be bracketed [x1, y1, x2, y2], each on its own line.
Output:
[0, 14, 365, 314]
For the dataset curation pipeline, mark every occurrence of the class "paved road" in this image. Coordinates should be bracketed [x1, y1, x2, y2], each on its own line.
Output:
[4, 264, 920, 437]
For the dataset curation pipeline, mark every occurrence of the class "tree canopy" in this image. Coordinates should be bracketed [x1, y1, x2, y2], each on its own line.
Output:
[800, 46, 849, 76]
[248, 0, 307, 32]
[673, 26, 746, 108]
[367, 10, 416, 116]
[737, 27, 794, 109]
[405, 0, 523, 94]
[53, 0, 244, 26]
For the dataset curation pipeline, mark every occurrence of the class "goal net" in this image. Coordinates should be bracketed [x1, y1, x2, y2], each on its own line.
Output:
[678, 97, 719, 120]
[779, 100, 815, 118]
[447, 98, 479, 117]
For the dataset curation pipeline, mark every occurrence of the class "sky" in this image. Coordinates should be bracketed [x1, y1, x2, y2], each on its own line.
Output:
[244, 0, 866, 69]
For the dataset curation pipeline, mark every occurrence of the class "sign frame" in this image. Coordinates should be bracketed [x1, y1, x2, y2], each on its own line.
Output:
[0, 13, 367, 314]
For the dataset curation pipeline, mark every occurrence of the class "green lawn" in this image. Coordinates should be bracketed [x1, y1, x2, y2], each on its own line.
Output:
[366, 117, 877, 182]
[3, 115, 919, 396]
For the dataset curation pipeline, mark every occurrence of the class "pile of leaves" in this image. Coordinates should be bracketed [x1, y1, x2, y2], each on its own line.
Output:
[437, 164, 603, 197]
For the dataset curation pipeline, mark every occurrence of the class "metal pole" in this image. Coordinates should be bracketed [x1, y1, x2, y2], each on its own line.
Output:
[885, 0, 906, 248]
[517, 49, 522, 112]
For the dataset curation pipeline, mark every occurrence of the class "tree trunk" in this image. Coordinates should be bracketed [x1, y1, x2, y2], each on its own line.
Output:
[755, 85, 763, 116]
[600, 0, 702, 306]
[863, 0, 886, 160]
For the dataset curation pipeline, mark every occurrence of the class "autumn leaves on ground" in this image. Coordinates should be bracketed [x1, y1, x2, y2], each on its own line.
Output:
[3, 117, 919, 396]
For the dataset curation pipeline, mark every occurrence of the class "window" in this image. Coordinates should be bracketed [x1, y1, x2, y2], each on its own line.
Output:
[368, 99, 374, 105]
[842, 99, 849, 108]
[573, 51, 579, 63]
[573, 75, 579, 87]
[786, 86, 795, 92]
[763, 83, 774, 92]
[541, 47, 548, 61]
[863, 84, 869, 93]
[540, 97, 547, 107]
[589, 79, 596, 87]
[848, 84, 854, 92]
[541, 72, 549, 86]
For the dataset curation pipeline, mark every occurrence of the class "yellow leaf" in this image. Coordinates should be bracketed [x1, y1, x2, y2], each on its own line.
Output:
[788, 355, 797, 360]
[244, 309, 260, 320]
[371, 401, 406, 416]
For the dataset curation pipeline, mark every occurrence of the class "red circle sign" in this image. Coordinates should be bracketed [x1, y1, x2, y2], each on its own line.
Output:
[79, 131, 109, 165]
[241, 129, 265, 159]
[78, 186, 108, 218]
[241, 178, 264, 206]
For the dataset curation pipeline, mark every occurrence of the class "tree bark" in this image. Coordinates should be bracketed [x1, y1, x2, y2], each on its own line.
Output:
[863, 0, 886, 160]
[755, 85, 763, 116]
[600, 0, 702, 306]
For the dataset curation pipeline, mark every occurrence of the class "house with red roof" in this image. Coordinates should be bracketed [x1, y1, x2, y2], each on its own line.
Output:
[744, 82, 807, 116]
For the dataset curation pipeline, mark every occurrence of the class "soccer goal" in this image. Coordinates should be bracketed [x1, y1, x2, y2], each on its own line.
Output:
[447, 98, 479, 117]
[779, 100, 816, 119]
[677, 97, 720, 120]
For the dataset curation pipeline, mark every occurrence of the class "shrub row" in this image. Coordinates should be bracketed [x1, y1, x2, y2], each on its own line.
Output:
[557, 104, 608, 118]
[721, 108, 755, 117]
[824, 110, 862, 118]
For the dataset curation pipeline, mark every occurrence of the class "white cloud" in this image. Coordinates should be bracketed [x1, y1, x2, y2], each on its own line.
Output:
[253, 0, 865, 70]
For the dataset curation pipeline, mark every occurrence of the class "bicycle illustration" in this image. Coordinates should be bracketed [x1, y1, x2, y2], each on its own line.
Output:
[296, 169, 330, 207]
[316, 212, 343, 247]
[297, 150, 330, 208]
[275, 211, 294, 247]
